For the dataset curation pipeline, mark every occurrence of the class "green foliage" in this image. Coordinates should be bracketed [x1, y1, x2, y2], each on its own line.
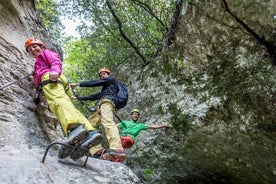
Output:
[57, 0, 178, 79]
[143, 169, 154, 182]
[62, 38, 98, 81]
[167, 102, 191, 133]
[35, 0, 63, 42]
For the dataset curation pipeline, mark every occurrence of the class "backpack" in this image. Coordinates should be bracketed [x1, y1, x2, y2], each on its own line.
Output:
[113, 81, 128, 110]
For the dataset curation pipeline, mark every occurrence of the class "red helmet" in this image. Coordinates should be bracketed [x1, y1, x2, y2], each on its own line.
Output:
[98, 68, 111, 76]
[24, 38, 45, 52]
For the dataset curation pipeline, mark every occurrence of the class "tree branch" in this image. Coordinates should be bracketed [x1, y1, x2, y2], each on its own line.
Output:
[166, 0, 183, 46]
[106, 0, 148, 66]
[221, 0, 276, 65]
[131, 0, 166, 30]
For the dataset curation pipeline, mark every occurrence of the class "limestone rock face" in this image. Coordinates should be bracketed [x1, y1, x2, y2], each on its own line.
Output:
[0, 1, 141, 184]
[116, 1, 276, 184]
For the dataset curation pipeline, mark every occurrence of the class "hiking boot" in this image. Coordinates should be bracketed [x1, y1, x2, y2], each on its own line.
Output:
[58, 125, 89, 159]
[70, 130, 103, 160]
[101, 149, 126, 162]
[58, 144, 74, 159]
[92, 149, 104, 159]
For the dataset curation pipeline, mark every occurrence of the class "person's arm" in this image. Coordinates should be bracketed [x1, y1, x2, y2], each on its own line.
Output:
[71, 76, 116, 89]
[70, 79, 106, 90]
[42, 50, 62, 81]
[78, 92, 101, 101]
[148, 121, 171, 129]
[79, 79, 107, 87]
[70, 82, 79, 90]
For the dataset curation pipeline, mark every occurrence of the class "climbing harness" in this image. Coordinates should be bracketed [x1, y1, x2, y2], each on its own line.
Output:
[40, 79, 63, 87]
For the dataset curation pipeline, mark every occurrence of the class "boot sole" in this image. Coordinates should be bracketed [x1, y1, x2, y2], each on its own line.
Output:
[58, 130, 89, 159]
[68, 130, 89, 145]
[84, 134, 103, 148]
[70, 134, 103, 160]
[58, 145, 73, 159]
[101, 151, 126, 162]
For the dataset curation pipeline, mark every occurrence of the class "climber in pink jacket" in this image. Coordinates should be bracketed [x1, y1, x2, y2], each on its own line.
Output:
[25, 38, 103, 160]
[32, 48, 62, 87]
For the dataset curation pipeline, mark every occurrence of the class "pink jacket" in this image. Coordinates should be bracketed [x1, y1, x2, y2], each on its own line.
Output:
[33, 49, 62, 87]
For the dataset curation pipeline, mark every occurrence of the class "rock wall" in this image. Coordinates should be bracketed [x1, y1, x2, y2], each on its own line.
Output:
[118, 0, 276, 183]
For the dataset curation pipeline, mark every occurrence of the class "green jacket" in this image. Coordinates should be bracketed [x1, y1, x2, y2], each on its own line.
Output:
[119, 120, 148, 139]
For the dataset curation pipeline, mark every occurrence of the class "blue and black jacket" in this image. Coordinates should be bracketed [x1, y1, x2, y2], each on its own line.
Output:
[78, 76, 118, 102]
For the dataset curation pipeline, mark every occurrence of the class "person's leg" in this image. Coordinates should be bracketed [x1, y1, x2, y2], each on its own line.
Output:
[88, 109, 101, 128]
[120, 136, 134, 149]
[100, 100, 126, 162]
[87, 110, 105, 157]
[70, 110, 105, 160]
[41, 74, 96, 135]
[100, 101, 122, 150]
[41, 74, 101, 159]
[82, 99, 126, 162]
[55, 74, 97, 133]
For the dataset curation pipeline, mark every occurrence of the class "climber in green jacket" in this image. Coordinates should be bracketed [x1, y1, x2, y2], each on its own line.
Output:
[118, 109, 171, 149]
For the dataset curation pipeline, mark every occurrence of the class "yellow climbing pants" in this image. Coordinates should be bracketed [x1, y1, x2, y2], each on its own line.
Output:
[88, 99, 123, 155]
[41, 73, 96, 136]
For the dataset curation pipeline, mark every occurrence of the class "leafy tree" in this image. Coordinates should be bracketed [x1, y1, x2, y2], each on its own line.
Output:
[35, 0, 183, 113]
[57, 0, 179, 79]
[35, 0, 63, 43]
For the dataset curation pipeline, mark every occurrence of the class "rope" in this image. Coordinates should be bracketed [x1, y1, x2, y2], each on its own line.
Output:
[0, 73, 32, 90]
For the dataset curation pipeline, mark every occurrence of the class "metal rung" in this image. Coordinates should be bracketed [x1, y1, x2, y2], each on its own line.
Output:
[41, 142, 90, 167]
